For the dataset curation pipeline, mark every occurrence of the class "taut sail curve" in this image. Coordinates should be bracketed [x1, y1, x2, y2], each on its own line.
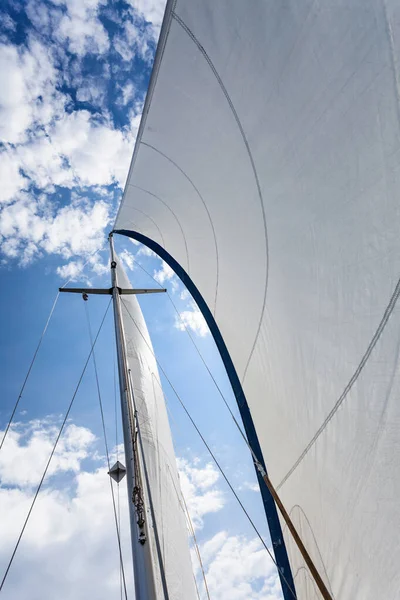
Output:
[116, 1, 400, 598]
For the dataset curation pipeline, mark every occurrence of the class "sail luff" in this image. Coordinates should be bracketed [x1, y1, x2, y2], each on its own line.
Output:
[109, 234, 158, 600]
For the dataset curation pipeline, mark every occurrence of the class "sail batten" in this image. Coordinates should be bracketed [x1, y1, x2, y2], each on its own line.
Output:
[116, 1, 400, 598]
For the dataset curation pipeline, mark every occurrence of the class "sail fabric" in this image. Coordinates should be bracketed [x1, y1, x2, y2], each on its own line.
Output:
[117, 261, 197, 600]
[116, 1, 400, 598]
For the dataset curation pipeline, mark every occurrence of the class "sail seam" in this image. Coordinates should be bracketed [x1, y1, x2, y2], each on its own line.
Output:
[115, 0, 176, 226]
[127, 183, 191, 273]
[172, 11, 269, 382]
[278, 273, 400, 490]
[121, 203, 166, 248]
[140, 141, 219, 314]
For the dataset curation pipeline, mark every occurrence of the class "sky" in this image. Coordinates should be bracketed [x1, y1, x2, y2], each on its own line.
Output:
[0, 1, 283, 599]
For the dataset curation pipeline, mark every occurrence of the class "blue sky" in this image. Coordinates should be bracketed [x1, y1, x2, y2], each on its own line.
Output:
[0, 2, 282, 599]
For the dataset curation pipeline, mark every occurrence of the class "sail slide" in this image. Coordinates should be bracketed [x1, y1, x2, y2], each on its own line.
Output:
[117, 261, 197, 600]
[115, 0, 400, 598]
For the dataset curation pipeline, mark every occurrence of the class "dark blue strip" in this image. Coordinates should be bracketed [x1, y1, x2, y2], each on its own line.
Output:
[114, 229, 297, 600]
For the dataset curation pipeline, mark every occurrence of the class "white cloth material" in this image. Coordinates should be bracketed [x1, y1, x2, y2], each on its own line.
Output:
[117, 261, 196, 600]
[116, 1, 400, 598]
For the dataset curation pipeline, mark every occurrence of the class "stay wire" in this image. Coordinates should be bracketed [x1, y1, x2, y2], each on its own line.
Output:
[0, 298, 112, 594]
[0, 292, 60, 453]
[84, 303, 128, 600]
[120, 298, 297, 600]
[167, 463, 210, 600]
[0, 243, 108, 453]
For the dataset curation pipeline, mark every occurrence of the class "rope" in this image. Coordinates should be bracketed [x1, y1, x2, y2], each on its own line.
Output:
[182, 491, 211, 600]
[120, 298, 297, 600]
[0, 298, 112, 594]
[0, 244, 108, 453]
[0, 292, 60, 453]
[84, 303, 128, 600]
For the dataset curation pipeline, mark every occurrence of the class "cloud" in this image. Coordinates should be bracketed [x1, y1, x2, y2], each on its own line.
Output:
[198, 532, 282, 600]
[153, 260, 179, 291]
[0, 39, 65, 145]
[175, 300, 209, 337]
[137, 245, 157, 258]
[127, 0, 166, 32]
[117, 81, 136, 107]
[119, 249, 135, 271]
[0, 150, 28, 204]
[54, 0, 110, 56]
[0, 13, 16, 32]
[0, 418, 134, 600]
[177, 458, 224, 530]
[0, 194, 110, 265]
[0, 419, 282, 600]
[0, 420, 96, 487]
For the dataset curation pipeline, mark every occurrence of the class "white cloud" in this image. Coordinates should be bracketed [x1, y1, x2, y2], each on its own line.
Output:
[76, 80, 107, 108]
[180, 288, 190, 301]
[240, 481, 260, 493]
[175, 300, 209, 337]
[198, 532, 282, 600]
[0, 194, 110, 265]
[0, 419, 134, 600]
[0, 40, 66, 145]
[0, 13, 16, 32]
[0, 419, 282, 600]
[127, 0, 166, 31]
[0, 27, 145, 269]
[55, 0, 110, 56]
[138, 245, 157, 258]
[119, 249, 135, 271]
[0, 150, 28, 204]
[177, 458, 224, 530]
[116, 82, 136, 107]
[154, 260, 179, 291]
[0, 421, 96, 487]
[56, 259, 85, 281]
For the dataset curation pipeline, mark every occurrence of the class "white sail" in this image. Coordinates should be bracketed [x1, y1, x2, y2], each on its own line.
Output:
[115, 1, 400, 598]
[117, 261, 197, 600]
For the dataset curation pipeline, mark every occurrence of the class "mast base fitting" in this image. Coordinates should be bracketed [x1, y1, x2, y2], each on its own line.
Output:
[138, 532, 146, 545]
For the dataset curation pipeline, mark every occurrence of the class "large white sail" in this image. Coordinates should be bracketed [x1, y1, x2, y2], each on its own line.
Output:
[115, 1, 400, 598]
[117, 261, 197, 600]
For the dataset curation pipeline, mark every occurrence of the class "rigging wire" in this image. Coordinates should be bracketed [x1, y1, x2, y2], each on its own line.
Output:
[182, 493, 211, 600]
[0, 298, 112, 594]
[84, 302, 129, 600]
[0, 244, 108, 454]
[120, 298, 297, 600]
[166, 454, 211, 600]
[0, 291, 60, 453]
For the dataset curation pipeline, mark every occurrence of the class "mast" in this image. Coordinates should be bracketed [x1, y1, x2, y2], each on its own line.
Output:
[109, 233, 157, 600]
